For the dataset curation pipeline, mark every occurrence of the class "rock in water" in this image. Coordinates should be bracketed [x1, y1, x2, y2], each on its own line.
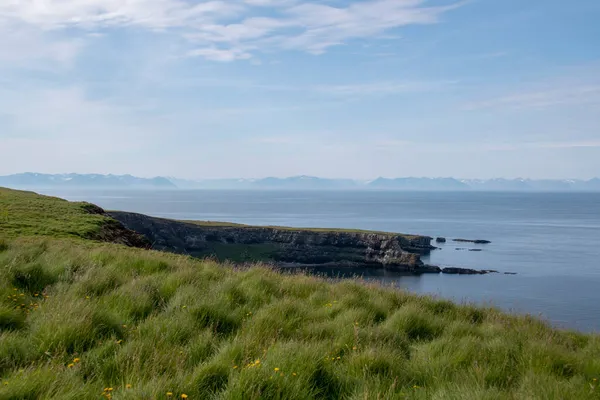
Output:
[442, 267, 488, 275]
[436, 237, 447, 243]
[453, 239, 492, 244]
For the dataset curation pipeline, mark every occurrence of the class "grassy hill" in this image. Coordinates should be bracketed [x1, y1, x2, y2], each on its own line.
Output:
[0, 188, 149, 248]
[0, 188, 599, 399]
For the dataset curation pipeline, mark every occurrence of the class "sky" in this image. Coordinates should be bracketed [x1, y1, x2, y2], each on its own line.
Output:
[0, 0, 599, 180]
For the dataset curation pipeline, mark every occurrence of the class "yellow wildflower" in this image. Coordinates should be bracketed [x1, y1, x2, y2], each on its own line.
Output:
[181, 394, 188, 399]
[292, 373, 297, 376]
[126, 384, 132, 389]
[67, 363, 75, 368]
[274, 368, 280, 372]
[166, 393, 173, 397]
[73, 358, 81, 363]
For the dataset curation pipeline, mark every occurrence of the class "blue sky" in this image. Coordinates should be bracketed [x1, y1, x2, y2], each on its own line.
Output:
[1, 0, 599, 180]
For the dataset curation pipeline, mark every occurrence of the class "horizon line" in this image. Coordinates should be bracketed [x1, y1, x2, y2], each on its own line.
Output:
[1, 172, 599, 182]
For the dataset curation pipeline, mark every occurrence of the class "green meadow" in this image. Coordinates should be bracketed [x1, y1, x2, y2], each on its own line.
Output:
[0, 188, 598, 399]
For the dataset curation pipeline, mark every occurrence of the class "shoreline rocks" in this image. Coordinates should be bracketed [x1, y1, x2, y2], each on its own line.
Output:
[453, 239, 492, 244]
[442, 267, 487, 275]
[441, 267, 501, 275]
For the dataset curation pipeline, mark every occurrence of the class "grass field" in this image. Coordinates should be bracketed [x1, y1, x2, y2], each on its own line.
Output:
[0, 188, 599, 399]
[0, 188, 110, 240]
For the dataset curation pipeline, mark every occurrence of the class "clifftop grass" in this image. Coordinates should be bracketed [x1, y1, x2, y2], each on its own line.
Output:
[0, 187, 599, 399]
[179, 218, 422, 239]
[0, 188, 111, 240]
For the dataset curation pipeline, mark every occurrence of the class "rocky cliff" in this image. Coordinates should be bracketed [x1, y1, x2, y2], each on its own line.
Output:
[108, 211, 439, 273]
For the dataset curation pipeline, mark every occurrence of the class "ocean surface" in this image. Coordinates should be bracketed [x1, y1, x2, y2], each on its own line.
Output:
[39, 189, 600, 333]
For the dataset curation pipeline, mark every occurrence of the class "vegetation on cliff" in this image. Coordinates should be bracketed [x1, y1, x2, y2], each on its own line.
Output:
[0, 188, 599, 399]
[108, 211, 430, 270]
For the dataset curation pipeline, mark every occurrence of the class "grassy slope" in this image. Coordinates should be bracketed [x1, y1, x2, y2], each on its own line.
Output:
[0, 188, 111, 240]
[0, 188, 599, 399]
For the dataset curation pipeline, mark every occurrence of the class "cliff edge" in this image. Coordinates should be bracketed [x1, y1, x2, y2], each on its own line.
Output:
[108, 211, 439, 273]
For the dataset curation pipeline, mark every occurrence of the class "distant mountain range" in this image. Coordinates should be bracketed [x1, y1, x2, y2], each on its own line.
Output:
[171, 176, 600, 192]
[2, 173, 600, 192]
[0, 173, 175, 189]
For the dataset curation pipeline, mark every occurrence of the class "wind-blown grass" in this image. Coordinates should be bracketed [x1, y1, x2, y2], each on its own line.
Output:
[0, 188, 113, 241]
[0, 187, 599, 399]
[0, 239, 599, 399]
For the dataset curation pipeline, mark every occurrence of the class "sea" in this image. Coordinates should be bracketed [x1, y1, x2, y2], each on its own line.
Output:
[38, 189, 600, 333]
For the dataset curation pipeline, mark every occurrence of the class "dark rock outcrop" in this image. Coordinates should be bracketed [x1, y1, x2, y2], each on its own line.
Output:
[453, 239, 492, 244]
[442, 267, 488, 275]
[108, 211, 436, 273]
[436, 237, 447, 243]
[81, 203, 151, 249]
[441, 268, 500, 275]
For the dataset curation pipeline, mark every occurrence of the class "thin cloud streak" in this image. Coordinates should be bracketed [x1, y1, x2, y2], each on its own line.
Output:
[464, 84, 600, 110]
[0, 0, 462, 61]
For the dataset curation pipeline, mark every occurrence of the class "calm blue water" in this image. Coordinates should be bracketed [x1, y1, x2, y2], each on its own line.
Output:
[39, 189, 600, 332]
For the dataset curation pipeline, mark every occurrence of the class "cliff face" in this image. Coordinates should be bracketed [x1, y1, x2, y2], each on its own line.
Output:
[81, 204, 152, 249]
[108, 211, 438, 273]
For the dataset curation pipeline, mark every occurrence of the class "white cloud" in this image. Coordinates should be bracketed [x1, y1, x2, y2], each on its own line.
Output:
[521, 140, 600, 149]
[0, 0, 240, 29]
[0, 85, 161, 146]
[277, 0, 445, 53]
[465, 85, 600, 110]
[408, 140, 600, 153]
[313, 80, 455, 96]
[0, 0, 459, 61]
[188, 47, 252, 61]
[0, 22, 83, 67]
[0, 84, 174, 175]
[464, 70, 600, 111]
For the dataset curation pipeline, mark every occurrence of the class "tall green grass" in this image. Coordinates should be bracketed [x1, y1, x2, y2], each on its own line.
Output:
[0, 188, 110, 240]
[0, 238, 599, 399]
